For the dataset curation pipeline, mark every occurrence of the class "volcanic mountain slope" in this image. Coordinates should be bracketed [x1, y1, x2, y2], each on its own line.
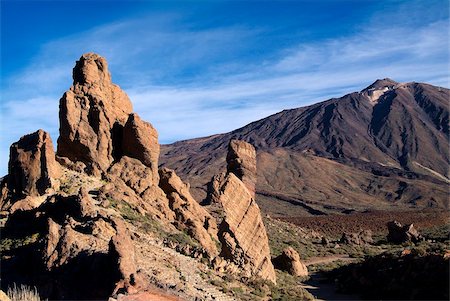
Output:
[160, 79, 449, 215]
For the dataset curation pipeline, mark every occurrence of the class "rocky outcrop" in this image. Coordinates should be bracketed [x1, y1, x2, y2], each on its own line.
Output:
[109, 217, 143, 295]
[272, 247, 308, 277]
[159, 167, 218, 256]
[8, 130, 61, 198]
[387, 221, 423, 244]
[0, 130, 61, 212]
[207, 140, 276, 283]
[57, 53, 133, 175]
[105, 156, 174, 221]
[122, 114, 160, 182]
[2, 187, 141, 300]
[340, 230, 373, 245]
[226, 140, 257, 196]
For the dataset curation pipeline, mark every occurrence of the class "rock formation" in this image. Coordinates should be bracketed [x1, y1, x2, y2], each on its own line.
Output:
[272, 247, 308, 277]
[8, 129, 61, 197]
[387, 221, 423, 244]
[207, 140, 276, 283]
[122, 113, 160, 181]
[0, 130, 61, 212]
[1, 186, 140, 300]
[159, 167, 219, 256]
[226, 140, 257, 196]
[105, 156, 174, 221]
[1, 53, 282, 299]
[340, 230, 373, 245]
[57, 53, 133, 175]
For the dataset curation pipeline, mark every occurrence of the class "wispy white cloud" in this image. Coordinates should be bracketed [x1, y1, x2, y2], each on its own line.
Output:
[1, 6, 448, 175]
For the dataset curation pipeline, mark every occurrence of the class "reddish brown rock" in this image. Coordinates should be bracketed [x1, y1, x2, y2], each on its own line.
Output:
[387, 221, 423, 244]
[7, 130, 61, 200]
[215, 173, 276, 283]
[206, 140, 276, 282]
[57, 53, 133, 175]
[226, 140, 257, 196]
[272, 247, 308, 277]
[122, 113, 160, 182]
[109, 217, 142, 295]
[106, 156, 174, 221]
[159, 167, 219, 256]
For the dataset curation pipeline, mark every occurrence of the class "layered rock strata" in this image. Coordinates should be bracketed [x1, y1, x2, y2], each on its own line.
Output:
[208, 140, 276, 283]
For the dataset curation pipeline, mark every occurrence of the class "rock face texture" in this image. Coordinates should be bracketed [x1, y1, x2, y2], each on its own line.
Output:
[159, 167, 219, 256]
[226, 140, 257, 196]
[105, 156, 174, 221]
[1, 187, 140, 300]
[122, 113, 160, 181]
[387, 221, 423, 244]
[208, 140, 276, 283]
[272, 247, 308, 277]
[8, 130, 61, 198]
[57, 53, 133, 175]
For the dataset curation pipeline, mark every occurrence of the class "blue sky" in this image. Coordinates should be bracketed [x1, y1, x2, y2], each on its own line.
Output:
[1, 0, 449, 175]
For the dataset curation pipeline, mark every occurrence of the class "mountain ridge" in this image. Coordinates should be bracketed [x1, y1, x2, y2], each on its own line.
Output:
[160, 79, 449, 215]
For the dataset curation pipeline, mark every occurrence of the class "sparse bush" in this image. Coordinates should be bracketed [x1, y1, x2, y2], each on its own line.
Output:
[0, 233, 40, 253]
[7, 284, 43, 301]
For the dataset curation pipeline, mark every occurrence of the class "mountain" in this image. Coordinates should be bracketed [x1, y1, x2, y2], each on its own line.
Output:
[160, 79, 449, 216]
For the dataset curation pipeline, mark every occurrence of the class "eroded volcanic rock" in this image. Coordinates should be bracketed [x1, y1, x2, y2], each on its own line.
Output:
[57, 53, 133, 175]
[227, 139, 257, 197]
[122, 113, 160, 182]
[2, 187, 140, 300]
[208, 140, 276, 283]
[0, 130, 61, 212]
[387, 220, 423, 244]
[272, 247, 308, 277]
[159, 167, 219, 256]
[105, 156, 175, 221]
[8, 129, 61, 197]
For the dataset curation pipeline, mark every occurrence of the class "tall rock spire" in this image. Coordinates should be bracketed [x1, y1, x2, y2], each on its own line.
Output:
[57, 53, 134, 175]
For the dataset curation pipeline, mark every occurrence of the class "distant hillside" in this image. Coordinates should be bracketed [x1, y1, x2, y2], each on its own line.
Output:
[160, 79, 449, 216]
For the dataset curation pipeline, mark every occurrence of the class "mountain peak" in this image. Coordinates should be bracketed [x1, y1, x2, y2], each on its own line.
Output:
[363, 78, 398, 91]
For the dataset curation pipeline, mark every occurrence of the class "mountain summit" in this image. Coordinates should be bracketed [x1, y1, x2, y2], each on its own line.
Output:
[161, 80, 449, 214]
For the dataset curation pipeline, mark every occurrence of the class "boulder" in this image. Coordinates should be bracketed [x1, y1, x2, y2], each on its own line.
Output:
[57, 53, 133, 175]
[272, 247, 308, 277]
[109, 217, 143, 295]
[226, 140, 257, 196]
[1, 130, 61, 212]
[340, 230, 373, 245]
[387, 221, 423, 244]
[159, 167, 218, 256]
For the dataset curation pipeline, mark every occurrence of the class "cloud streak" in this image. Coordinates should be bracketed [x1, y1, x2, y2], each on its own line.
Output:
[1, 4, 448, 175]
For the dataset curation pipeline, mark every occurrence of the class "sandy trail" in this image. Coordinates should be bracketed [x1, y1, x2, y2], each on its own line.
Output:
[304, 254, 357, 266]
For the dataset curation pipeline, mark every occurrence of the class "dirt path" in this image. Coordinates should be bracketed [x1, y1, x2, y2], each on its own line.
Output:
[300, 273, 361, 301]
[301, 255, 360, 301]
[304, 254, 357, 266]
